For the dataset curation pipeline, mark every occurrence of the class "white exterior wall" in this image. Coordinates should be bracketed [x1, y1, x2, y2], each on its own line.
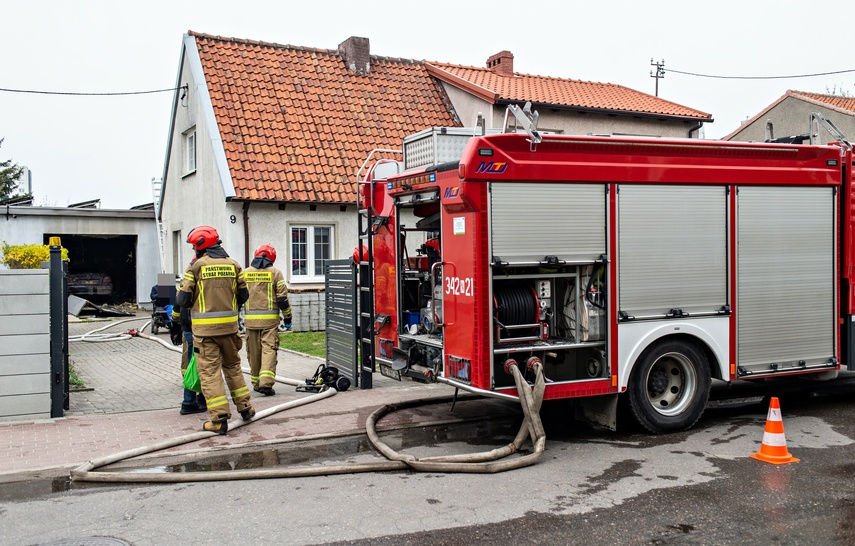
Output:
[0, 207, 159, 305]
[441, 82, 702, 138]
[161, 38, 235, 276]
[247, 202, 356, 288]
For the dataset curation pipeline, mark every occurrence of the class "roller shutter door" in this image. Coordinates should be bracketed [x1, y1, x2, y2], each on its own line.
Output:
[618, 185, 727, 318]
[736, 186, 835, 373]
[490, 183, 606, 264]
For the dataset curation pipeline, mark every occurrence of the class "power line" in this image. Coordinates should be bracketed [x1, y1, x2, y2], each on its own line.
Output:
[0, 85, 187, 96]
[664, 67, 855, 80]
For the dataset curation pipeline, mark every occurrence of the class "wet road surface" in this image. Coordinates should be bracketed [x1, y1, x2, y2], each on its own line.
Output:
[2, 374, 854, 545]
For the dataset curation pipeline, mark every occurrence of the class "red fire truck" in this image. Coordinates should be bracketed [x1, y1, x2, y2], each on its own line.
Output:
[357, 105, 854, 433]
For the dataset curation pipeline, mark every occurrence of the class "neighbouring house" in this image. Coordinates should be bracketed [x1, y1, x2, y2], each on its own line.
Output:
[426, 51, 711, 138]
[158, 33, 712, 330]
[724, 90, 855, 144]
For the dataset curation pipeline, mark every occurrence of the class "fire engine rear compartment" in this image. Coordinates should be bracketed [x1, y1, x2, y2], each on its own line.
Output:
[369, 127, 850, 433]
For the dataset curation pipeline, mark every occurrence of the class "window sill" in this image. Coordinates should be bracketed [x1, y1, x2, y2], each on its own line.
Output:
[289, 278, 325, 286]
[181, 169, 196, 179]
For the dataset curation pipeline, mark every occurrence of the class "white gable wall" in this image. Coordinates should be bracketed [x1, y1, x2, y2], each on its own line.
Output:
[161, 38, 237, 276]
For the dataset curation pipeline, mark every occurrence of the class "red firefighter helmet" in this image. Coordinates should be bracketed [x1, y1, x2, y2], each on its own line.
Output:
[254, 243, 276, 263]
[187, 225, 220, 251]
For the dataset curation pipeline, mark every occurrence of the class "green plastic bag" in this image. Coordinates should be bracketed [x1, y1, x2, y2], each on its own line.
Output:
[183, 353, 202, 393]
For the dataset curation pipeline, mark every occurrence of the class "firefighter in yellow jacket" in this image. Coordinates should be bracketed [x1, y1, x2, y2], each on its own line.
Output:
[244, 244, 291, 396]
[177, 226, 255, 435]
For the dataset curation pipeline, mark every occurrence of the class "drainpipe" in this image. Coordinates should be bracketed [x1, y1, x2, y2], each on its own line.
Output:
[688, 121, 704, 139]
[243, 201, 251, 265]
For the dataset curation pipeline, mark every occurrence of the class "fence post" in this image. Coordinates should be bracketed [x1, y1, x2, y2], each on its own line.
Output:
[48, 237, 67, 417]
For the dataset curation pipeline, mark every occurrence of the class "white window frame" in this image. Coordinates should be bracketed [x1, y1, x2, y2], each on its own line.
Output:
[290, 225, 335, 283]
[183, 128, 196, 176]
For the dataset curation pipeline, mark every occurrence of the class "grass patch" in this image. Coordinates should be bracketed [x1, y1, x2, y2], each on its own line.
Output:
[69, 363, 85, 387]
[279, 330, 326, 358]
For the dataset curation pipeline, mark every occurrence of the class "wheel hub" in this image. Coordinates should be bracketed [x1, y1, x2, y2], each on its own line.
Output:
[649, 368, 668, 395]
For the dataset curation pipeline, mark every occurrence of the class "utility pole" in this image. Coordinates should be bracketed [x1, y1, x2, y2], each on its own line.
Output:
[650, 59, 665, 97]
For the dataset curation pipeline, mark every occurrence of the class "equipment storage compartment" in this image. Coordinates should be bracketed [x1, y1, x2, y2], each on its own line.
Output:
[490, 263, 608, 389]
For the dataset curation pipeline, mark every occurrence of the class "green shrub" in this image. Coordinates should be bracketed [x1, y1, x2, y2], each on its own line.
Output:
[0, 241, 69, 269]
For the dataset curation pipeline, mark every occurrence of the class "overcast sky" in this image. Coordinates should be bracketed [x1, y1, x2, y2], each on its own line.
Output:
[2, 0, 853, 209]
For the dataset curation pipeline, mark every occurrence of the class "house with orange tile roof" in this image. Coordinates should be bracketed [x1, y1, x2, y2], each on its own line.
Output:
[157, 33, 711, 330]
[723, 90, 855, 143]
[426, 51, 711, 138]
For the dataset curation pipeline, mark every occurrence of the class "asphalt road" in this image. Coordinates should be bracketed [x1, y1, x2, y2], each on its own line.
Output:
[2, 374, 854, 545]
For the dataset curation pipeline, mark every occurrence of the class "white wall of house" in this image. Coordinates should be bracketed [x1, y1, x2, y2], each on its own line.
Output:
[727, 98, 855, 144]
[247, 202, 357, 288]
[0, 207, 158, 305]
[161, 40, 236, 277]
[441, 83, 703, 138]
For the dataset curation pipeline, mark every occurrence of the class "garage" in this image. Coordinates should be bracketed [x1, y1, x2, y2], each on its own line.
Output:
[0, 204, 160, 307]
[43, 234, 138, 303]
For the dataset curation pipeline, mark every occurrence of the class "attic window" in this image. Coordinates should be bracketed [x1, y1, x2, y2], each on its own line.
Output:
[183, 128, 196, 176]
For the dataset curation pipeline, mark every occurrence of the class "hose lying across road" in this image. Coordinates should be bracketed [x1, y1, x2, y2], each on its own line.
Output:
[70, 317, 547, 482]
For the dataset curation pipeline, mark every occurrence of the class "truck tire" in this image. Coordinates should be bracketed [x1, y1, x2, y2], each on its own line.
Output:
[627, 339, 710, 434]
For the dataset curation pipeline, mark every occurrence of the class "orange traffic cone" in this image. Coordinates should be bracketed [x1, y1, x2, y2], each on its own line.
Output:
[750, 397, 799, 464]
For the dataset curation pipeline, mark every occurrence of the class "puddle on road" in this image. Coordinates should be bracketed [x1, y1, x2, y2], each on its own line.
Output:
[120, 418, 522, 475]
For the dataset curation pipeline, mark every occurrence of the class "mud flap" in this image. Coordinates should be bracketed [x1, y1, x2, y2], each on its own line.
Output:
[575, 393, 618, 431]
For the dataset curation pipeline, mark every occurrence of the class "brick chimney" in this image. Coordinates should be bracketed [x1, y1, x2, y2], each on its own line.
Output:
[487, 51, 514, 76]
[338, 36, 370, 75]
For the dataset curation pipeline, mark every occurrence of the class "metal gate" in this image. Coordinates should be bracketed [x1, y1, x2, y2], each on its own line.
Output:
[324, 259, 363, 387]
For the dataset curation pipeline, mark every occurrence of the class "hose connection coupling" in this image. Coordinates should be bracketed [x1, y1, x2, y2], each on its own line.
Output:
[525, 356, 542, 372]
[127, 329, 139, 336]
[503, 358, 519, 375]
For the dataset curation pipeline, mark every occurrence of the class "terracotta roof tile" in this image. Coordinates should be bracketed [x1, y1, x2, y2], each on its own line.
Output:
[190, 32, 458, 204]
[791, 91, 855, 115]
[425, 61, 711, 120]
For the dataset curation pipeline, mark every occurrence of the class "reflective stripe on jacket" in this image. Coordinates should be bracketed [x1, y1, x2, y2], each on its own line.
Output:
[179, 254, 246, 336]
[244, 265, 288, 330]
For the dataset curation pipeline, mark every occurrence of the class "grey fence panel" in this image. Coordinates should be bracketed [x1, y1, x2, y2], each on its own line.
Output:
[324, 259, 360, 387]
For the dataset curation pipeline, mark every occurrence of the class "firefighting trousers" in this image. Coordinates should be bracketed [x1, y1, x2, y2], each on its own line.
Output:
[194, 333, 251, 422]
[247, 327, 280, 389]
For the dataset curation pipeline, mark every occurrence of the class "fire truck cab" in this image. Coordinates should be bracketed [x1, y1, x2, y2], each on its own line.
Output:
[359, 105, 855, 434]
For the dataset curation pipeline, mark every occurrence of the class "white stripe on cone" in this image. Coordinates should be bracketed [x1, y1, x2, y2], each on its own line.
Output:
[768, 407, 782, 421]
[761, 431, 788, 447]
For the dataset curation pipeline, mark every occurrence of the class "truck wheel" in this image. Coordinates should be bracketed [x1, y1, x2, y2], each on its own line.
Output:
[627, 339, 710, 434]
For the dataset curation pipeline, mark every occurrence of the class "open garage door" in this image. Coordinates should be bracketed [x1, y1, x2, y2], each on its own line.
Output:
[44, 234, 137, 303]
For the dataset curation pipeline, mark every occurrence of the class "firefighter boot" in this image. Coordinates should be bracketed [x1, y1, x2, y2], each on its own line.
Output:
[258, 386, 275, 396]
[239, 405, 256, 421]
[203, 418, 228, 435]
[180, 404, 206, 415]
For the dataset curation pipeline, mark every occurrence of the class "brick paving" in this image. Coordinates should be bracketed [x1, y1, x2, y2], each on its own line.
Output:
[0, 313, 463, 480]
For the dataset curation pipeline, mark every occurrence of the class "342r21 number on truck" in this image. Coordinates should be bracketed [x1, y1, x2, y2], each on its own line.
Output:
[356, 106, 855, 433]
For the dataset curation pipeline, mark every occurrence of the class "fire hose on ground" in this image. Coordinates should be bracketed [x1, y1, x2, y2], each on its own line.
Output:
[69, 317, 547, 482]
